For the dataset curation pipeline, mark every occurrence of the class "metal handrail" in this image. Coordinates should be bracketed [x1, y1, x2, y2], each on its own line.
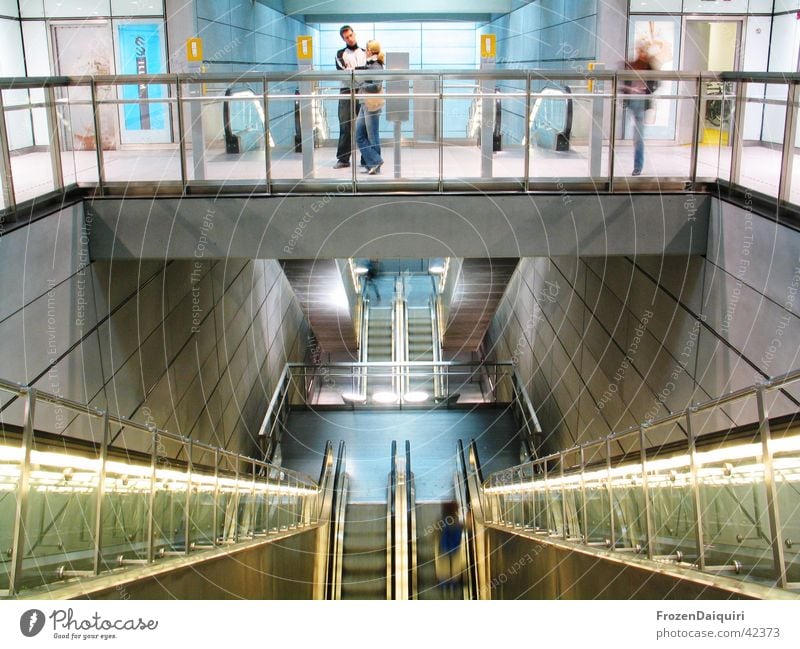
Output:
[480, 368, 800, 591]
[1, 69, 798, 215]
[405, 440, 416, 600]
[0, 379, 322, 597]
[387, 440, 397, 599]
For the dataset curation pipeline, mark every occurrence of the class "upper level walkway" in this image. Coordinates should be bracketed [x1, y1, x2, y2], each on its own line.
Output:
[0, 70, 796, 258]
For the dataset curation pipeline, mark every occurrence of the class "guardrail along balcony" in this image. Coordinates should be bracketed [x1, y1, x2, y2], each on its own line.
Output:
[0, 70, 797, 210]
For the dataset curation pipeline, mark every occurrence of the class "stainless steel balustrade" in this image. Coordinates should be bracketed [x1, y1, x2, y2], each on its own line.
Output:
[0, 376, 319, 597]
[481, 368, 800, 590]
[1, 70, 798, 213]
[257, 360, 540, 461]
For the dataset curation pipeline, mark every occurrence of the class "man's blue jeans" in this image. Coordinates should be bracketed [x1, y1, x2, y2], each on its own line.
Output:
[627, 100, 646, 173]
[356, 104, 383, 168]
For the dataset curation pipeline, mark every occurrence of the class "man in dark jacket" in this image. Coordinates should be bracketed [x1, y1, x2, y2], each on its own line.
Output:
[334, 25, 367, 168]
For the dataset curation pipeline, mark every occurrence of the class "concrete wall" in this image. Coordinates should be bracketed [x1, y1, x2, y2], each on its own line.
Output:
[0, 202, 310, 458]
[485, 197, 800, 453]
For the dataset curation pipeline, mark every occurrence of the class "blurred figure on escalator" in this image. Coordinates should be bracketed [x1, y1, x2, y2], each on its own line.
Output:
[435, 501, 464, 598]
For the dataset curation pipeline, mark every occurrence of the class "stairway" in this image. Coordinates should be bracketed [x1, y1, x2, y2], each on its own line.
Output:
[340, 503, 387, 599]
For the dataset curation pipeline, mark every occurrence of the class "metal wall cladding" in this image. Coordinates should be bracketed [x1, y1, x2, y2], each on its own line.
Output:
[484, 527, 759, 600]
[76, 530, 319, 600]
[484, 197, 800, 454]
[0, 205, 309, 457]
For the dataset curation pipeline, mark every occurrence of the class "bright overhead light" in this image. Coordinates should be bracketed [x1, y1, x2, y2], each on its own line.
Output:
[373, 391, 399, 404]
[403, 390, 429, 403]
[354, 266, 369, 275]
[341, 391, 367, 404]
[429, 264, 445, 274]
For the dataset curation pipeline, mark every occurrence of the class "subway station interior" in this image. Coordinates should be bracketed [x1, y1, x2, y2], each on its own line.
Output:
[1, 0, 800, 601]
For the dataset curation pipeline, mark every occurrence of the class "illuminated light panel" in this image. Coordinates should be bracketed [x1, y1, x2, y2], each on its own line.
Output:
[373, 391, 399, 404]
[403, 391, 429, 403]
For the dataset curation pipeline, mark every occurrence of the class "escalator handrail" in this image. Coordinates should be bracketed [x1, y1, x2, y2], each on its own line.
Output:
[388, 439, 397, 599]
[320, 441, 346, 599]
[457, 440, 479, 599]
[405, 439, 416, 599]
[331, 441, 347, 599]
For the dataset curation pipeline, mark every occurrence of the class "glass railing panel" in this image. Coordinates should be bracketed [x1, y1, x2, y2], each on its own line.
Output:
[583, 442, 611, 544]
[0, 433, 20, 591]
[217, 471, 238, 542]
[290, 81, 343, 183]
[190, 467, 217, 547]
[614, 75, 693, 180]
[533, 465, 549, 532]
[152, 448, 190, 553]
[519, 463, 536, 530]
[609, 431, 647, 551]
[55, 83, 98, 187]
[179, 81, 262, 186]
[529, 77, 610, 183]
[266, 81, 303, 182]
[738, 83, 786, 199]
[102, 451, 151, 567]
[789, 92, 800, 207]
[772, 433, 800, 583]
[96, 81, 179, 185]
[696, 79, 735, 182]
[644, 419, 695, 562]
[24, 439, 100, 589]
[546, 456, 566, 536]
[442, 78, 527, 183]
[695, 432, 773, 582]
[266, 467, 281, 532]
[561, 448, 582, 539]
[3, 88, 55, 203]
[443, 79, 479, 179]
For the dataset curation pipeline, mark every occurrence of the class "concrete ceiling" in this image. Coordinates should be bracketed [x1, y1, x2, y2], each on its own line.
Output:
[280, 0, 511, 22]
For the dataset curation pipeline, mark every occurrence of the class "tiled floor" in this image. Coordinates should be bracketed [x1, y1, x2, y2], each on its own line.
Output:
[3, 141, 797, 207]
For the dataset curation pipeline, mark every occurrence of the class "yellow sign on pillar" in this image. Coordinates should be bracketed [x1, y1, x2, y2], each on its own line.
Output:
[297, 36, 313, 61]
[587, 61, 596, 92]
[187, 38, 203, 62]
[481, 34, 496, 58]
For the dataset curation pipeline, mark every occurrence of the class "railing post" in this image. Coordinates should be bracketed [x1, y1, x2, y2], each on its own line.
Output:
[175, 79, 188, 188]
[608, 72, 618, 192]
[757, 385, 788, 588]
[213, 448, 220, 544]
[185, 439, 193, 555]
[580, 446, 588, 544]
[640, 426, 654, 560]
[560, 452, 568, 540]
[93, 410, 110, 575]
[523, 73, 532, 192]
[45, 85, 64, 192]
[9, 388, 36, 595]
[250, 461, 257, 536]
[262, 76, 272, 194]
[147, 427, 158, 562]
[606, 437, 615, 549]
[686, 406, 705, 570]
[689, 75, 702, 185]
[729, 77, 746, 188]
[778, 82, 798, 207]
[90, 80, 106, 192]
[233, 456, 240, 542]
[0, 88, 17, 213]
[436, 74, 444, 192]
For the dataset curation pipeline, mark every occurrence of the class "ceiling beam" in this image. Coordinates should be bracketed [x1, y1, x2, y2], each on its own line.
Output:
[283, 0, 510, 20]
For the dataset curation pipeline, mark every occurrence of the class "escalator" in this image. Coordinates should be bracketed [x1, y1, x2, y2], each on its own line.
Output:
[340, 503, 387, 599]
[407, 304, 436, 396]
